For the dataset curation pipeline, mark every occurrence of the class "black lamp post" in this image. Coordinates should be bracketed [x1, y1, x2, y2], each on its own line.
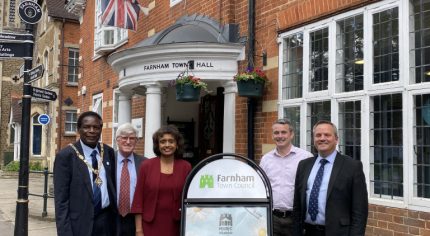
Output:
[14, 22, 34, 236]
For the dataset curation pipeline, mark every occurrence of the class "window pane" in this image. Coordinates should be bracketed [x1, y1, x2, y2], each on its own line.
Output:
[309, 28, 329, 91]
[284, 107, 301, 147]
[414, 93, 430, 198]
[339, 101, 361, 160]
[410, 0, 430, 83]
[307, 101, 331, 153]
[373, 8, 399, 83]
[65, 111, 77, 132]
[370, 94, 403, 198]
[336, 15, 364, 92]
[67, 49, 79, 83]
[93, 96, 103, 116]
[283, 33, 303, 99]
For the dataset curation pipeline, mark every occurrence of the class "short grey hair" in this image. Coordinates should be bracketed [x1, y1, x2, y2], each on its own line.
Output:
[312, 120, 338, 138]
[115, 123, 138, 139]
[273, 118, 294, 133]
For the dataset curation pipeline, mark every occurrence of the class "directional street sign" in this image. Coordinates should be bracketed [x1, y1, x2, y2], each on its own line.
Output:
[0, 42, 30, 58]
[27, 64, 44, 83]
[0, 32, 33, 42]
[38, 114, 50, 125]
[31, 86, 57, 101]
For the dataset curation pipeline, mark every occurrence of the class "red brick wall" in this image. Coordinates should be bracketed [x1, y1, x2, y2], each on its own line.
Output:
[79, 0, 251, 147]
[367, 204, 430, 236]
[55, 21, 81, 150]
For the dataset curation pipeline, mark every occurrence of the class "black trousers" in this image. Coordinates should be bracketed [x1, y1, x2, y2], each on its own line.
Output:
[117, 214, 136, 236]
[304, 223, 325, 236]
[273, 214, 294, 236]
[92, 209, 115, 236]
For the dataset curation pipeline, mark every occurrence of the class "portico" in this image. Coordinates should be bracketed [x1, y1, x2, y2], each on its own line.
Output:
[108, 33, 244, 158]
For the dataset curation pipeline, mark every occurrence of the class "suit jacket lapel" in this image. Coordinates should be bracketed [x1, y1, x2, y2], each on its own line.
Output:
[75, 141, 93, 197]
[326, 152, 344, 199]
[101, 144, 114, 195]
[134, 153, 143, 173]
[302, 157, 317, 212]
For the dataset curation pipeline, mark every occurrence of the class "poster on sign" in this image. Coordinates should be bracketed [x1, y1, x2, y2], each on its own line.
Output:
[181, 153, 273, 236]
[184, 206, 268, 236]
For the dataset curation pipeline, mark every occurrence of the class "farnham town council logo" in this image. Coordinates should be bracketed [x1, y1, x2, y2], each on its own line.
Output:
[199, 175, 214, 188]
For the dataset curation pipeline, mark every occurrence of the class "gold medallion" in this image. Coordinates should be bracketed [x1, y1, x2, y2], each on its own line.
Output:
[95, 176, 103, 187]
[69, 143, 105, 188]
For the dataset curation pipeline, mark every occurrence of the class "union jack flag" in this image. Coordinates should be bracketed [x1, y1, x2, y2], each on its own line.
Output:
[100, 0, 141, 31]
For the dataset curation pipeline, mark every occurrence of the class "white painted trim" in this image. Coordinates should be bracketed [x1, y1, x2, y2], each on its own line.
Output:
[108, 42, 245, 92]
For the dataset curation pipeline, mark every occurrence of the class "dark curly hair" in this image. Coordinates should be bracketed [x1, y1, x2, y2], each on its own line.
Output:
[77, 111, 103, 129]
[152, 125, 185, 158]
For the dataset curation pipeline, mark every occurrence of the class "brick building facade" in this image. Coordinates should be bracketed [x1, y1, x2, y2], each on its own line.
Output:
[28, 0, 80, 169]
[0, 0, 25, 167]
[66, 0, 430, 235]
[1, 0, 80, 169]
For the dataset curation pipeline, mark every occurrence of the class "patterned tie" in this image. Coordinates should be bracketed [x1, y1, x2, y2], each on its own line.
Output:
[118, 159, 130, 217]
[308, 159, 329, 221]
[91, 150, 102, 215]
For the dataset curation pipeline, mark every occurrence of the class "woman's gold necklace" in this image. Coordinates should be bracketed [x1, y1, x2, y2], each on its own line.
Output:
[69, 143, 104, 186]
[161, 162, 174, 173]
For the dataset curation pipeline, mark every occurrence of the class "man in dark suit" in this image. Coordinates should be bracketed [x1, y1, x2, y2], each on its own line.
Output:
[54, 111, 117, 236]
[293, 120, 368, 236]
[114, 123, 147, 236]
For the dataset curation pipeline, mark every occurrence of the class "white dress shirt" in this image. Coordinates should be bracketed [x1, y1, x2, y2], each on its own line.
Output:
[80, 140, 110, 209]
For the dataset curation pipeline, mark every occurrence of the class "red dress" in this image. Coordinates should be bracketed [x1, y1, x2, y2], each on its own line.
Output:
[143, 173, 178, 236]
[131, 157, 191, 236]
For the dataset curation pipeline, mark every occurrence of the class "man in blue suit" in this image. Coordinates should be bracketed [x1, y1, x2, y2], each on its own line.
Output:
[54, 111, 117, 236]
[293, 120, 368, 236]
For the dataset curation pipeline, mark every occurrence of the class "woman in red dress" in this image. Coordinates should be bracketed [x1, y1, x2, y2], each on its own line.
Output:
[131, 125, 191, 236]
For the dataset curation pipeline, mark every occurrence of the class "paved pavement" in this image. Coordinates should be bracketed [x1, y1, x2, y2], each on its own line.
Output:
[0, 171, 56, 236]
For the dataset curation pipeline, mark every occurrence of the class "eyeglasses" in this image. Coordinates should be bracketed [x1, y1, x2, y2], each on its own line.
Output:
[118, 136, 138, 142]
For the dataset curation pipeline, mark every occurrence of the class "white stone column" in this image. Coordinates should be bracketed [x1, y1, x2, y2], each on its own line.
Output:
[223, 81, 237, 153]
[143, 83, 162, 157]
[117, 93, 132, 125]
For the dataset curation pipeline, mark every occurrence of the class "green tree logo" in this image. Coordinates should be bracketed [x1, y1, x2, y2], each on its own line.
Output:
[199, 175, 214, 188]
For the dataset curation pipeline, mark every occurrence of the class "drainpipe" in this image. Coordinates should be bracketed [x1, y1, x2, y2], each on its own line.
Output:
[57, 18, 65, 154]
[247, 0, 255, 161]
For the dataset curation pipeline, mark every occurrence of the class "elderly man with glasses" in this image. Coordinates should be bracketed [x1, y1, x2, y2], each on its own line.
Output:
[114, 123, 147, 236]
[260, 118, 313, 236]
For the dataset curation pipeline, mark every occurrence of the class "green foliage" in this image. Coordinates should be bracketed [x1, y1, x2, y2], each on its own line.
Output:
[3, 161, 20, 171]
[3, 161, 45, 172]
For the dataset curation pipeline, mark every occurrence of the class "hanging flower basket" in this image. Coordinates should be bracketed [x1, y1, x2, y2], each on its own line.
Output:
[236, 80, 265, 97]
[176, 83, 201, 102]
[234, 68, 268, 98]
[174, 75, 207, 102]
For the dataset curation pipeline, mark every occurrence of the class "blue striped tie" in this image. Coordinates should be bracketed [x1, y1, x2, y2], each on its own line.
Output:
[308, 159, 329, 221]
[91, 150, 102, 215]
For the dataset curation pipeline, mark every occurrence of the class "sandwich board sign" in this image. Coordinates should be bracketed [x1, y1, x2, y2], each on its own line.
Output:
[181, 153, 273, 236]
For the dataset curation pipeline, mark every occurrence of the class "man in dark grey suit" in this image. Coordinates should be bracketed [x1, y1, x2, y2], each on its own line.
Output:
[114, 123, 147, 236]
[293, 120, 368, 236]
[54, 111, 117, 236]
